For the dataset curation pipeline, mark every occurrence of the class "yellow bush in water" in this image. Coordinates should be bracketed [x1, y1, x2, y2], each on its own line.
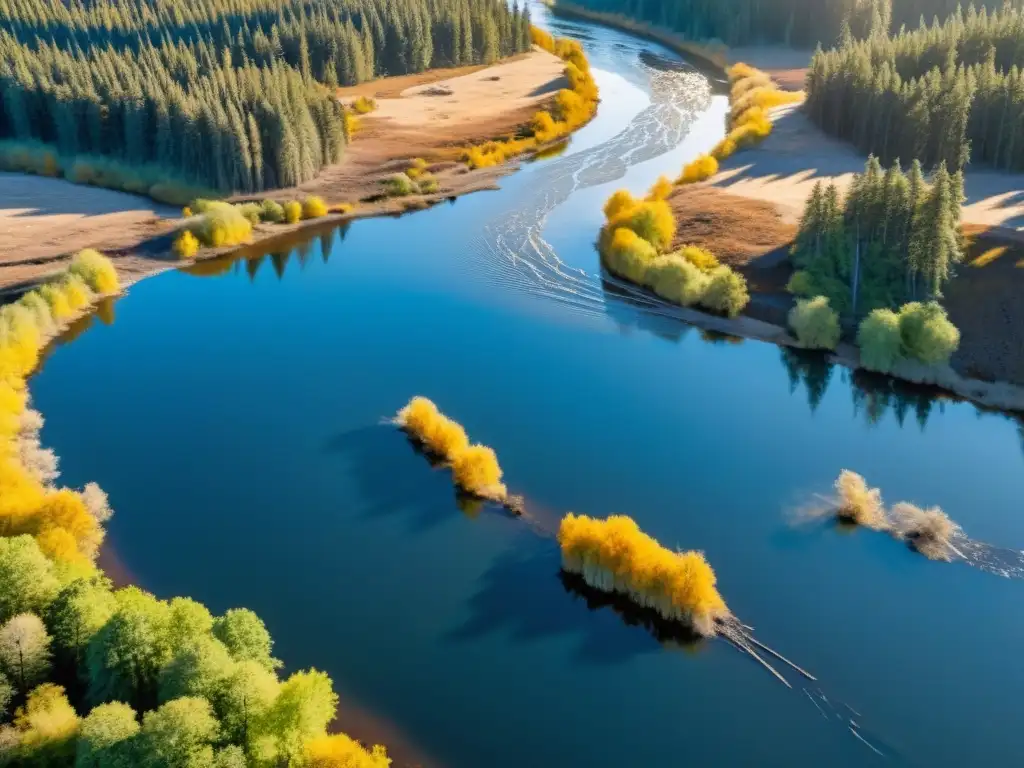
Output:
[451, 445, 507, 501]
[558, 513, 729, 636]
[173, 230, 200, 260]
[678, 153, 718, 185]
[302, 196, 328, 219]
[396, 397, 508, 501]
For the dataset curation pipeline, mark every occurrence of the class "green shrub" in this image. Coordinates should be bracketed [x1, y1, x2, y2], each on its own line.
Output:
[646, 256, 709, 307]
[417, 173, 439, 194]
[235, 203, 263, 225]
[603, 228, 657, 284]
[898, 301, 960, 366]
[382, 173, 415, 197]
[700, 266, 750, 318]
[260, 200, 285, 224]
[789, 295, 840, 350]
[857, 308, 902, 373]
[283, 201, 302, 224]
[786, 270, 816, 297]
[302, 196, 328, 219]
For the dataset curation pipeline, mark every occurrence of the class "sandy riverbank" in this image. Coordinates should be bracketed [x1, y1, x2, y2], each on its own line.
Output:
[0, 49, 567, 294]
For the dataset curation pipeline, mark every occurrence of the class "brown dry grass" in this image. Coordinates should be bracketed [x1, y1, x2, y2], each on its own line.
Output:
[667, 186, 795, 268]
[943, 225, 1024, 385]
[0, 51, 566, 294]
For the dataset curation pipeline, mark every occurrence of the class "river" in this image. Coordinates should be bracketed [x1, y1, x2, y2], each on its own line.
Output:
[30, 4, 1024, 766]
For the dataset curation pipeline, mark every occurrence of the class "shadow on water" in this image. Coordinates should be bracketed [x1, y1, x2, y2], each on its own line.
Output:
[447, 542, 699, 665]
[324, 425, 460, 533]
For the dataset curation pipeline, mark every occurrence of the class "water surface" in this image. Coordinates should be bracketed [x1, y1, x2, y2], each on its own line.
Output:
[33, 6, 1024, 766]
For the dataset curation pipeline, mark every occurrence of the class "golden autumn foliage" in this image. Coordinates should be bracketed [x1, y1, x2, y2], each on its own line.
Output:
[558, 513, 729, 636]
[305, 734, 391, 767]
[351, 96, 378, 115]
[302, 196, 328, 219]
[284, 200, 303, 224]
[597, 188, 749, 317]
[0, 251, 120, 571]
[646, 176, 673, 201]
[677, 153, 718, 185]
[709, 63, 803, 161]
[464, 28, 598, 169]
[173, 230, 200, 260]
[395, 397, 507, 502]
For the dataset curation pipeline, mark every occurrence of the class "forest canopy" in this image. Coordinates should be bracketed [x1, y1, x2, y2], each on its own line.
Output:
[0, 0, 531, 194]
[552, 0, 1022, 47]
[805, 4, 1024, 170]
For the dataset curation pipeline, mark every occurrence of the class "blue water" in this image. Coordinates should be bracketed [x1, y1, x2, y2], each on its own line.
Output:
[29, 5, 1024, 767]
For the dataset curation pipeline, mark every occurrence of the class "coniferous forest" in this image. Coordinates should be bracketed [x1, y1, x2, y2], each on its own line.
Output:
[0, 0, 532, 194]
[790, 157, 965, 317]
[805, 5, 1024, 171]
[553, 0, 1021, 47]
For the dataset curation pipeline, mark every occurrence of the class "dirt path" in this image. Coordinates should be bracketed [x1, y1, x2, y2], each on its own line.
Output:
[0, 50, 566, 294]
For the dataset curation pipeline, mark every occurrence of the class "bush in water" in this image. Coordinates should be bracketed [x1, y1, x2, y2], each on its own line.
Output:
[834, 470, 887, 529]
[890, 502, 957, 561]
[789, 296, 841, 350]
[898, 301, 960, 366]
[558, 513, 729, 636]
[857, 308, 903, 373]
[395, 397, 508, 502]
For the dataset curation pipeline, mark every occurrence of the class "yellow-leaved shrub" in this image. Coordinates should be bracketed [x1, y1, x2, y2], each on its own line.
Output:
[395, 397, 507, 502]
[0, 250, 120, 571]
[463, 28, 599, 169]
[558, 513, 729, 636]
[677, 153, 718, 185]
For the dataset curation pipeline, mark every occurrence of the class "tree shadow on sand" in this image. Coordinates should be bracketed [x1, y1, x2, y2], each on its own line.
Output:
[447, 541, 707, 666]
[324, 424, 468, 534]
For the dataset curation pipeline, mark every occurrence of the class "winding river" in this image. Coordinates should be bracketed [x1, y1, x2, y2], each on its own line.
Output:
[31, 5, 1024, 766]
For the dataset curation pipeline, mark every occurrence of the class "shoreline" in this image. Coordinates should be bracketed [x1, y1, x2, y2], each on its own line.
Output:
[607, 271, 1024, 412]
[546, 1, 728, 85]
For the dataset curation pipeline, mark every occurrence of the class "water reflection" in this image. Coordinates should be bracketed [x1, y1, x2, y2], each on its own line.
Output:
[448, 544, 664, 664]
